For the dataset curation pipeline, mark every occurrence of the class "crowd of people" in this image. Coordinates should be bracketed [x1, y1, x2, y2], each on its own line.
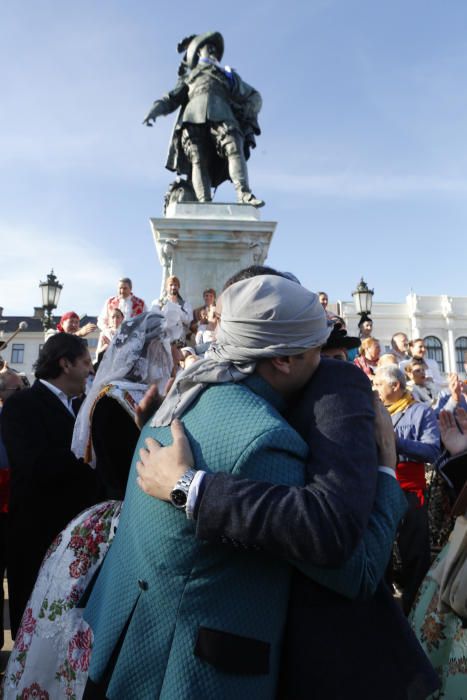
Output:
[0, 269, 466, 699]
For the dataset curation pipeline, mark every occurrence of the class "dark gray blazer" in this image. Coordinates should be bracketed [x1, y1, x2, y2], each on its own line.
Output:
[196, 359, 378, 565]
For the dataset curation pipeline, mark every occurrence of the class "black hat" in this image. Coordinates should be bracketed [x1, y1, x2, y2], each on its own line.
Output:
[358, 312, 373, 327]
[322, 324, 360, 352]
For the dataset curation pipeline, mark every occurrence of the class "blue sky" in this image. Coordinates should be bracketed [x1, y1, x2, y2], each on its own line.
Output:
[1, 0, 467, 315]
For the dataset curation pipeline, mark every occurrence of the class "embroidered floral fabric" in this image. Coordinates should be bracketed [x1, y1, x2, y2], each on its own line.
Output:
[410, 546, 467, 699]
[2, 500, 121, 700]
[427, 470, 455, 556]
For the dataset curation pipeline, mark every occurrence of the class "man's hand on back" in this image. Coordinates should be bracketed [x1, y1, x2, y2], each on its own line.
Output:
[136, 419, 195, 500]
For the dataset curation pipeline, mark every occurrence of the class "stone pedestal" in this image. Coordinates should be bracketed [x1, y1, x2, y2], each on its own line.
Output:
[150, 202, 276, 306]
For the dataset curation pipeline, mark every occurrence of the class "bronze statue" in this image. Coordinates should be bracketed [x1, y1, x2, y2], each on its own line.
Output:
[143, 31, 264, 208]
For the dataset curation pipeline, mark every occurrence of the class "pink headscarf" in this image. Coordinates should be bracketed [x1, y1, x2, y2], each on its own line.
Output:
[57, 311, 79, 333]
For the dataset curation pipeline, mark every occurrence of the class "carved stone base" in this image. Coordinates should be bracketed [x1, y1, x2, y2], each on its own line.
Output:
[150, 202, 276, 307]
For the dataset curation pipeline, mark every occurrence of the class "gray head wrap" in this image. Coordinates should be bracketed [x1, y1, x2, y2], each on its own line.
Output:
[152, 275, 330, 426]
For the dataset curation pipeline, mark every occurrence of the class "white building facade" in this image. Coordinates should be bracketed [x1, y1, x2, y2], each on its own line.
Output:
[333, 293, 467, 376]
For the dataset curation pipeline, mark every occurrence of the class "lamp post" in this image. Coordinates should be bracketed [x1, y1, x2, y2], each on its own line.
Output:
[352, 277, 374, 318]
[39, 270, 63, 330]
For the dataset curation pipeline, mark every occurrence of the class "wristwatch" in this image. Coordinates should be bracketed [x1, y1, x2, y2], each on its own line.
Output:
[170, 468, 197, 510]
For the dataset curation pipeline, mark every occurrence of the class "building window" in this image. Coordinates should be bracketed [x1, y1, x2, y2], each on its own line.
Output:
[455, 336, 467, 375]
[11, 343, 25, 364]
[424, 336, 444, 373]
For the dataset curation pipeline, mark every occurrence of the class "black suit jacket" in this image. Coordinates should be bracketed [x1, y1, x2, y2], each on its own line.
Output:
[1, 380, 98, 636]
[195, 359, 439, 699]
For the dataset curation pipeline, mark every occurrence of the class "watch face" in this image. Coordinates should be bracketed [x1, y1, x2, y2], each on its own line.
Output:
[170, 488, 187, 508]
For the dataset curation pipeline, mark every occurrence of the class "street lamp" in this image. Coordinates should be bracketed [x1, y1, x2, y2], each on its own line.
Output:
[352, 277, 374, 317]
[39, 270, 63, 330]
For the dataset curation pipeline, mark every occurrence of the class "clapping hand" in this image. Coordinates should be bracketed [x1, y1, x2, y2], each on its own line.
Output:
[439, 408, 467, 457]
[448, 373, 463, 404]
[77, 322, 97, 337]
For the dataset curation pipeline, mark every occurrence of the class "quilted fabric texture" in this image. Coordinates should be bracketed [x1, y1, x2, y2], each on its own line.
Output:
[84, 375, 308, 699]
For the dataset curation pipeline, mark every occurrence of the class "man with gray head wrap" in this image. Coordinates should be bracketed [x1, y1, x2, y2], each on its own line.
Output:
[134, 270, 440, 698]
[82, 276, 436, 699]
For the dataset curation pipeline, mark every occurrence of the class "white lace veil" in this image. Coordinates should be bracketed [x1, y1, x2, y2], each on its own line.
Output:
[72, 310, 172, 465]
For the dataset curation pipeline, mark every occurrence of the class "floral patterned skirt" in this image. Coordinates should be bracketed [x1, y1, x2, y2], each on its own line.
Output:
[410, 546, 467, 700]
[427, 471, 455, 557]
[2, 500, 122, 700]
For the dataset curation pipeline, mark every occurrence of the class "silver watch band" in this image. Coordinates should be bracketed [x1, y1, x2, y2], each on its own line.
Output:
[170, 468, 197, 509]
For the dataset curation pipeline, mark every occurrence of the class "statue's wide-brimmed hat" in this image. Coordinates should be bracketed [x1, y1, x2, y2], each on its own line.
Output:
[186, 31, 224, 68]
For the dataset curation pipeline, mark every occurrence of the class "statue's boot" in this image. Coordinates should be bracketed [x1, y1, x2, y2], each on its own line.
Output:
[236, 189, 265, 208]
[227, 146, 265, 208]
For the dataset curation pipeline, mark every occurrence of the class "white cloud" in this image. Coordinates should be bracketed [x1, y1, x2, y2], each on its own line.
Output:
[0, 222, 122, 316]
